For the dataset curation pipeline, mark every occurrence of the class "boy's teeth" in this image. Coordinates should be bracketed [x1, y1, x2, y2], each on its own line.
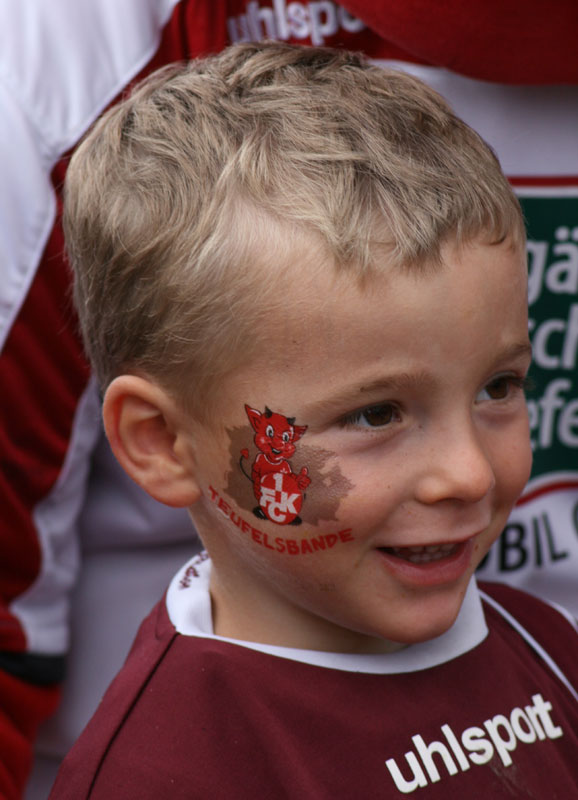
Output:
[386, 543, 457, 563]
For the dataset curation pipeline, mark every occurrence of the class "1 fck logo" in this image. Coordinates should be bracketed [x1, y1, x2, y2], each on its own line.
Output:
[260, 472, 302, 523]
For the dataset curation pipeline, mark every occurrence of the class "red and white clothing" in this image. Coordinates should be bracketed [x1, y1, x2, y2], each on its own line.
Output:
[0, 1, 576, 797]
[252, 453, 291, 489]
[49, 556, 578, 799]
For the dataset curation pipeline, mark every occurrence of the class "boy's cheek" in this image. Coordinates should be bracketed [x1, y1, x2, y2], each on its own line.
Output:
[224, 423, 354, 529]
[472, 527, 503, 571]
[191, 419, 358, 558]
[499, 425, 533, 504]
[472, 447, 533, 571]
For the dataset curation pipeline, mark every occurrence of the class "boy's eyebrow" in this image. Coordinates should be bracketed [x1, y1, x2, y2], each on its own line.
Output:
[495, 342, 533, 364]
[485, 341, 533, 371]
[306, 371, 436, 417]
[306, 341, 533, 417]
[357, 371, 436, 396]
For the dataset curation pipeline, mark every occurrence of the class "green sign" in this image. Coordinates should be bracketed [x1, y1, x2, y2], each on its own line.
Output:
[520, 192, 578, 478]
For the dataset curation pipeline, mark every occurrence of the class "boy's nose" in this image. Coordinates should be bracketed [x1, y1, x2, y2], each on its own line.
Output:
[414, 423, 496, 506]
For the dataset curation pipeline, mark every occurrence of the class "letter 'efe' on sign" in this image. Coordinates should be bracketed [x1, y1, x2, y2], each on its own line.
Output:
[240, 405, 311, 525]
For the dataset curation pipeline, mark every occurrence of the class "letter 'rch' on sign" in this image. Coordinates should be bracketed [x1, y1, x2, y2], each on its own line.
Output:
[226, 405, 353, 527]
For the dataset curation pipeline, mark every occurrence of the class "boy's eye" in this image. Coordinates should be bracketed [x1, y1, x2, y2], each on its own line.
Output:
[341, 403, 398, 428]
[477, 375, 528, 402]
[282, 432, 290, 442]
[266, 425, 274, 437]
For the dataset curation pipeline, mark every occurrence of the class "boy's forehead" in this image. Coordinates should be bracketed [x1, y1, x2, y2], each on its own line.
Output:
[221, 235, 528, 396]
[253, 231, 525, 325]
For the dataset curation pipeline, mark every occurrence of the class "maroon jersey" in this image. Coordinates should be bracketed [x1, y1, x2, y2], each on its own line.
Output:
[49, 559, 578, 799]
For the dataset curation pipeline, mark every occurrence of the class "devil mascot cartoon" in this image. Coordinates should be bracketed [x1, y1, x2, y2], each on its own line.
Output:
[240, 405, 311, 525]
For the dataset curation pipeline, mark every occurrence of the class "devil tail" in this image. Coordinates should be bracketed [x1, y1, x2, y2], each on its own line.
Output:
[239, 449, 252, 481]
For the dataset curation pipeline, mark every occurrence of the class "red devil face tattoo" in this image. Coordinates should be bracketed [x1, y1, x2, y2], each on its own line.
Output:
[240, 405, 311, 525]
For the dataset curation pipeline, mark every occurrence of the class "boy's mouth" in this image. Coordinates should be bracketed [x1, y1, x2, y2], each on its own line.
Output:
[379, 543, 458, 564]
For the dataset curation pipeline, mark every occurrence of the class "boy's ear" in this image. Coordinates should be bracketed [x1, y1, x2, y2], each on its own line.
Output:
[103, 375, 201, 508]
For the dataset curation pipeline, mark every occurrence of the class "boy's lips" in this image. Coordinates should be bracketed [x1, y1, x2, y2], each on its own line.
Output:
[375, 535, 478, 586]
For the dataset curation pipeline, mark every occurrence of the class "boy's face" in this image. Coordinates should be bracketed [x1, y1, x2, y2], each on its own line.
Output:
[186, 237, 532, 653]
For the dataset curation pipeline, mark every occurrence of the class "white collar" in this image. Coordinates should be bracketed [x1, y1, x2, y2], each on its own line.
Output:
[166, 554, 488, 674]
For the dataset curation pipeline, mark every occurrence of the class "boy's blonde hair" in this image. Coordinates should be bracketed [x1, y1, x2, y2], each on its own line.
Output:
[65, 42, 524, 414]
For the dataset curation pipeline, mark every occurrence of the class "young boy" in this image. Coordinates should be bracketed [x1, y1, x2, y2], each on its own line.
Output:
[50, 42, 577, 798]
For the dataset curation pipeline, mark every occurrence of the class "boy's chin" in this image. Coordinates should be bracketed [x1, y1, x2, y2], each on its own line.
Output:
[332, 616, 459, 655]
[392, 615, 458, 646]
[373, 591, 467, 649]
